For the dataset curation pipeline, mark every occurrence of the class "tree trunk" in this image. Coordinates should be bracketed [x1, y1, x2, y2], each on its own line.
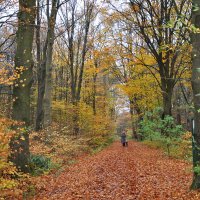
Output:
[92, 69, 97, 115]
[10, 0, 36, 172]
[35, 0, 45, 131]
[162, 91, 172, 116]
[43, 0, 58, 127]
[76, 26, 90, 101]
[161, 78, 173, 117]
[129, 99, 138, 140]
[175, 87, 181, 125]
[76, 3, 93, 102]
[191, 0, 200, 189]
[35, 49, 47, 131]
[66, 68, 69, 102]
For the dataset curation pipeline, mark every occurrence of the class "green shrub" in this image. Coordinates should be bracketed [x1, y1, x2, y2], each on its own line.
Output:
[158, 115, 183, 138]
[139, 108, 184, 141]
[139, 108, 185, 156]
[194, 165, 200, 175]
[143, 131, 192, 159]
[29, 154, 52, 175]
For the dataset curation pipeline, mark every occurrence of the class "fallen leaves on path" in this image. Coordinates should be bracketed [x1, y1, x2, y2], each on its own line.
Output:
[36, 141, 200, 200]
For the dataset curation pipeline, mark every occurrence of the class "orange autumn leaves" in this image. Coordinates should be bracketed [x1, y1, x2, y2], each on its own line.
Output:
[0, 118, 17, 192]
[35, 141, 200, 200]
[0, 65, 26, 194]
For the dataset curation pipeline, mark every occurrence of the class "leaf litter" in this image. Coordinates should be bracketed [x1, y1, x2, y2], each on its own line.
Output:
[36, 141, 200, 200]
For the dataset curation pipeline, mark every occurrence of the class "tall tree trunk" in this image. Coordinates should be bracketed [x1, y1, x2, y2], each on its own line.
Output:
[129, 99, 137, 140]
[35, 45, 47, 130]
[35, 0, 49, 130]
[68, 3, 76, 104]
[161, 78, 173, 117]
[43, 0, 58, 127]
[66, 68, 69, 102]
[92, 61, 98, 115]
[76, 14, 92, 102]
[191, 0, 200, 189]
[174, 86, 181, 125]
[10, 0, 36, 172]
[92, 74, 97, 115]
[162, 91, 172, 116]
[35, 0, 45, 131]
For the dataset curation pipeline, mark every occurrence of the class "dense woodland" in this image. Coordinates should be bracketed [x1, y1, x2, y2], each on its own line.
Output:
[1, 0, 200, 198]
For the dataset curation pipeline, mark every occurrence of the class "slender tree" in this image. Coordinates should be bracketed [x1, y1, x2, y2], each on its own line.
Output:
[59, 0, 95, 104]
[35, 0, 60, 130]
[35, 0, 43, 131]
[43, 0, 59, 127]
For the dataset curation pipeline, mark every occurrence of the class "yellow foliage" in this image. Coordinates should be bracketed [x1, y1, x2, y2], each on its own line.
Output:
[51, 100, 114, 137]
[85, 47, 115, 77]
[117, 52, 161, 111]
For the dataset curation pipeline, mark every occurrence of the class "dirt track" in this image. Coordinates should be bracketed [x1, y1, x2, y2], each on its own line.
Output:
[36, 141, 200, 200]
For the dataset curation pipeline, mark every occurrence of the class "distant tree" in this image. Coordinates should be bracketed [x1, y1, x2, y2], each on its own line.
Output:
[103, 12, 161, 139]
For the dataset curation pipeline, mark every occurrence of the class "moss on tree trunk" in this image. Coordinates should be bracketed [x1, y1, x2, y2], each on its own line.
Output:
[10, 0, 36, 173]
[191, 0, 200, 189]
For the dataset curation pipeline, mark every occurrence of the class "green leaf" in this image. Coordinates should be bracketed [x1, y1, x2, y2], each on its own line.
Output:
[193, 4, 199, 12]
[194, 68, 200, 72]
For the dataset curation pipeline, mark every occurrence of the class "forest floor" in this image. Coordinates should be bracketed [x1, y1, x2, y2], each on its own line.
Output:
[34, 141, 200, 200]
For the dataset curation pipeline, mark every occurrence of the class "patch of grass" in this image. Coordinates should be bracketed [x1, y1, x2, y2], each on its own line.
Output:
[142, 139, 192, 161]
[142, 140, 166, 149]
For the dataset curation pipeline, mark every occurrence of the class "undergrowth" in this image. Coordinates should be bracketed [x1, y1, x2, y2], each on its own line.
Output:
[139, 108, 192, 160]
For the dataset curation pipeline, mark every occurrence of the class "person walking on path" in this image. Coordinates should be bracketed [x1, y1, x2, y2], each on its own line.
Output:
[121, 130, 128, 147]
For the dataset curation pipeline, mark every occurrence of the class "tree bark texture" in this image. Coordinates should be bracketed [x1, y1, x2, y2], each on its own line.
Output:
[35, 0, 59, 129]
[11, 0, 36, 172]
[191, 0, 200, 189]
[129, 99, 138, 140]
[43, 0, 58, 127]
[35, 0, 44, 131]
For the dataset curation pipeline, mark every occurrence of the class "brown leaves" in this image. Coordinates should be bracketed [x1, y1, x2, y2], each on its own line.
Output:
[131, 4, 140, 12]
[0, 118, 20, 198]
[35, 141, 200, 199]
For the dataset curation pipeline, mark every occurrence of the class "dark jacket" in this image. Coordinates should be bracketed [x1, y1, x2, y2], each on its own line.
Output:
[121, 132, 126, 143]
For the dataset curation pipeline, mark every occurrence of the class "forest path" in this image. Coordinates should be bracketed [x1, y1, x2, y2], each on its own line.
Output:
[36, 141, 200, 200]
